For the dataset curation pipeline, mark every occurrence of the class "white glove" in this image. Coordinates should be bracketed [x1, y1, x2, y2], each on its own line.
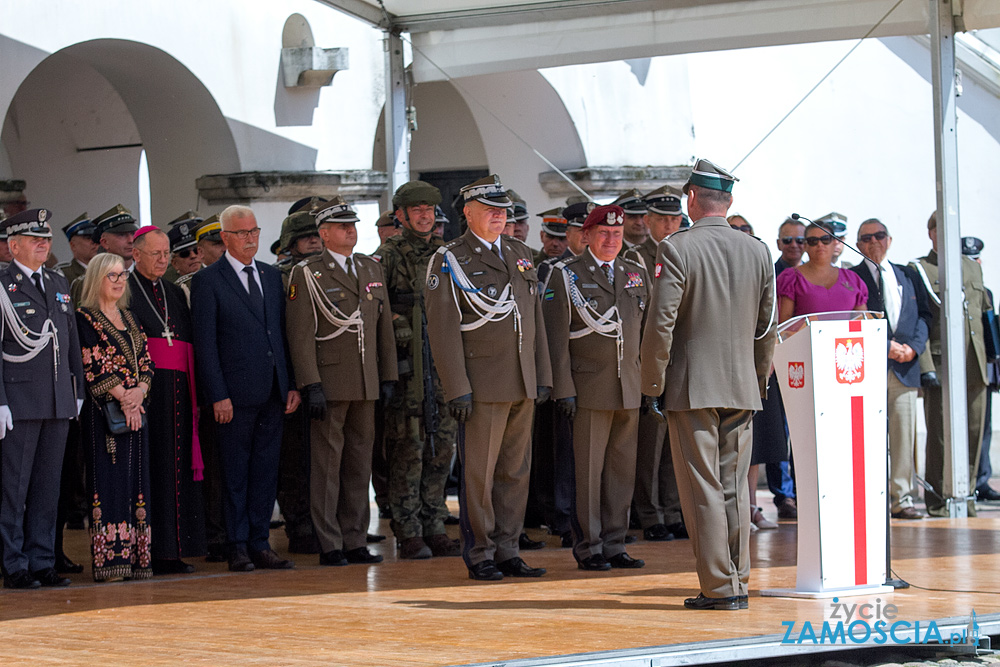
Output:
[77, 399, 84, 417]
[0, 405, 12, 439]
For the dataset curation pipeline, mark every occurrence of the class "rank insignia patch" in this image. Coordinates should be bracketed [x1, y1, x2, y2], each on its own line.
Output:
[288, 284, 297, 300]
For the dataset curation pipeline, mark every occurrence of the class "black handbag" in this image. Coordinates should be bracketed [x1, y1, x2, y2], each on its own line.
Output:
[102, 401, 145, 435]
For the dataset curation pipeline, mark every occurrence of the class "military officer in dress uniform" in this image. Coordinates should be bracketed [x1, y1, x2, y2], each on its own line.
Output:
[543, 204, 649, 570]
[0, 209, 85, 589]
[286, 197, 397, 565]
[533, 208, 568, 267]
[640, 159, 776, 611]
[163, 211, 204, 284]
[612, 189, 648, 250]
[55, 214, 98, 286]
[625, 185, 687, 542]
[527, 199, 591, 546]
[815, 212, 850, 268]
[425, 174, 553, 581]
[378, 180, 461, 560]
[505, 189, 530, 244]
[913, 212, 991, 517]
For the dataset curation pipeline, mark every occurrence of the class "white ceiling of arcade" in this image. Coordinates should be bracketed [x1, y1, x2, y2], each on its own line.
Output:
[316, 0, 1000, 81]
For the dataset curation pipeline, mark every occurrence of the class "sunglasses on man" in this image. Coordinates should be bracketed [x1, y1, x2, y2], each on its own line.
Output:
[175, 248, 198, 259]
[780, 236, 805, 245]
[858, 231, 889, 243]
[805, 235, 835, 246]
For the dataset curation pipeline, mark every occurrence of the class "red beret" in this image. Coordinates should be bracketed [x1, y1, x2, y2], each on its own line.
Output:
[581, 205, 625, 231]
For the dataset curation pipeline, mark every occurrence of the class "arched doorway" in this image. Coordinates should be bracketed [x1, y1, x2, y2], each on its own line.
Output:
[1, 38, 239, 260]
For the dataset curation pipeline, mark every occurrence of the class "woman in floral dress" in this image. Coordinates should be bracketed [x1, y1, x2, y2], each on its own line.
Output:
[76, 253, 154, 581]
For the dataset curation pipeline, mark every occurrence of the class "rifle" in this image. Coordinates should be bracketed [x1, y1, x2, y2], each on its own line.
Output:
[420, 304, 439, 457]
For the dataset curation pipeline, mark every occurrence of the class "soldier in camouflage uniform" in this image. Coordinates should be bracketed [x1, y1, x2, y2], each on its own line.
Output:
[377, 181, 461, 560]
[274, 203, 324, 553]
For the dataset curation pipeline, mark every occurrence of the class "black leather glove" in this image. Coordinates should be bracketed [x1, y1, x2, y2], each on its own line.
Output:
[556, 396, 576, 420]
[303, 383, 327, 421]
[643, 394, 666, 424]
[380, 381, 395, 403]
[449, 393, 473, 423]
[921, 371, 941, 388]
[535, 386, 551, 405]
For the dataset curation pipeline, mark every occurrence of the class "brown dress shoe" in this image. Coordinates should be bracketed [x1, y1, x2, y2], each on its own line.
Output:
[891, 506, 924, 520]
[398, 536, 432, 559]
[250, 548, 294, 570]
[425, 533, 461, 557]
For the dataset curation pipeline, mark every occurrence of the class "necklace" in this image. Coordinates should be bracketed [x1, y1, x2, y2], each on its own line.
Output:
[132, 274, 174, 346]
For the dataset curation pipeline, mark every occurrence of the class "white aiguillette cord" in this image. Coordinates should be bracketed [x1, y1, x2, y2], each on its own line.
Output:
[560, 264, 623, 377]
[0, 281, 59, 377]
[299, 266, 366, 361]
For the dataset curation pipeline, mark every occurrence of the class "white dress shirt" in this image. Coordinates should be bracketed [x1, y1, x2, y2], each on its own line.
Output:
[225, 251, 263, 295]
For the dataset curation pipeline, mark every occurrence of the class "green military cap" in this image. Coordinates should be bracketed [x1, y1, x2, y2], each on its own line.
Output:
[611, 189, 647, 215]
[168, 210, 203, 228]
[461, 174, 512, 208]
[315, 195, 360, 226]
[195, 214, 222, 243]
[815, 212, 848, 238]
[270, 239, 282, 255]
[288, 196, 329, 215]
[537, 206, 567, 237]
[392, 181, 441, 209]
[168, 223, 199, 253]
[684, 159, 738, 194]
[92, 204, 138, 242]
[643, 185, 684, 215]
[280, 209, 320, 251]
[376, 210, 400, 229]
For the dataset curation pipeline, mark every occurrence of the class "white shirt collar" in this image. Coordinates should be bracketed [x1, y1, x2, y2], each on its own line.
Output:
[12, 259, 43, 278]
[225, 250, 257, 274]
[587, 248, 614, 268]
[471, 231, 501, 252]
[326, 248, 353, 272]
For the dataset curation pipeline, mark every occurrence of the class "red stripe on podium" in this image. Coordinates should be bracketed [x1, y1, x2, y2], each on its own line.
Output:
[849, 320, 862, 332]
[851, 395, 867, 585]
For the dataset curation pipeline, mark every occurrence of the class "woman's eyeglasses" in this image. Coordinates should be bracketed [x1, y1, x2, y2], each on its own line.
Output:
[105, 271, 127, 283]
[858, 231, 889, 243]
[780, 236, 806, 245]
[805, 235, 835, 247]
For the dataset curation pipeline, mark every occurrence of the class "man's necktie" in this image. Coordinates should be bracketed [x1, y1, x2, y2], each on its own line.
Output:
[345, 256, 356, 281]
[602, 263, 614, 285]
[244, 266, 264, 318]
[32, 271, 44, 296]
[491, 243, 503, 263]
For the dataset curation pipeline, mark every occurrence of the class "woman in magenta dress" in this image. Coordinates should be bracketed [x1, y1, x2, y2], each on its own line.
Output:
[777, 224, 869, 322]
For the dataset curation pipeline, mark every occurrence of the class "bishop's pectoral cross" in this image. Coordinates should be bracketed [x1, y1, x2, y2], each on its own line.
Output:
[163, 327, 174, 346]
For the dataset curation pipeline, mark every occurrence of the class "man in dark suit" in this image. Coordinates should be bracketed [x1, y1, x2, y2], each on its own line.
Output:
[191, 205, 301, 572]
[0, 209, 84, 589]
[850, 219, 931, 520]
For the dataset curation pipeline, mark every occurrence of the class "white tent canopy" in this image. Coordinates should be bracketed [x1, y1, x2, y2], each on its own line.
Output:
[319, 0, 1000, 81]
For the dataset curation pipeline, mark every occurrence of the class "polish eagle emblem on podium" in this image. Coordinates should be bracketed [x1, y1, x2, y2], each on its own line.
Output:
[834, 338, 865, 384]
[788, 362, 805, 389]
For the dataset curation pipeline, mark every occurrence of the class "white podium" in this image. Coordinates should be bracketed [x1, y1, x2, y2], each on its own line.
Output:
[761, 312, 892, 599]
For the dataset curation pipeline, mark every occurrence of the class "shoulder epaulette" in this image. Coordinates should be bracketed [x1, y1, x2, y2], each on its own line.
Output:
[619, 255, 643, 269]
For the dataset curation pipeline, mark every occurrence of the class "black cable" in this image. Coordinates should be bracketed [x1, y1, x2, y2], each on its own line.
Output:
[890, 569, 1000, 595]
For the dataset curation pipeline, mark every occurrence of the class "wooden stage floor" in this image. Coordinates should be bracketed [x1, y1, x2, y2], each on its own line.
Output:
[2, 503, 1000, 666]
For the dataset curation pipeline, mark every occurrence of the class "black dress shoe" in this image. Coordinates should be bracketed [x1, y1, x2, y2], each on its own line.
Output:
[319, 550, 348, 566]
[55, 553, 84, 574]
[366, 533, 387, 543]
[468, 560, 503, 581]
[978, 485, 1000, 502]
[666, 521, 689, 540]
[377, 506, 392, 519]
[251, 548, 295, 570]
[345, 547, 383, 564]
[684, 593, 741, 611]
[560, 532, 573, 548]
[578, 554, 612, 571]
[737, 595, 749, 610]
[228, 546, 255, 572]
[624, 534, 637, 544]
[518, 533, 545, 550]
[444, 514, 460, 525]
[608, 552, 645, 569]
[3, 569, 40, 589]
[32, 568, 71, 587]
[497, 556, 546, 578]
[643, 523, 674, 541]
[152, 559, 196, 575]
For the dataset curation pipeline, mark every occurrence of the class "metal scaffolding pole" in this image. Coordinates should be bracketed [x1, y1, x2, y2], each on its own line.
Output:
[383, 30, 410, 198]
[929, 0, 970, 518]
